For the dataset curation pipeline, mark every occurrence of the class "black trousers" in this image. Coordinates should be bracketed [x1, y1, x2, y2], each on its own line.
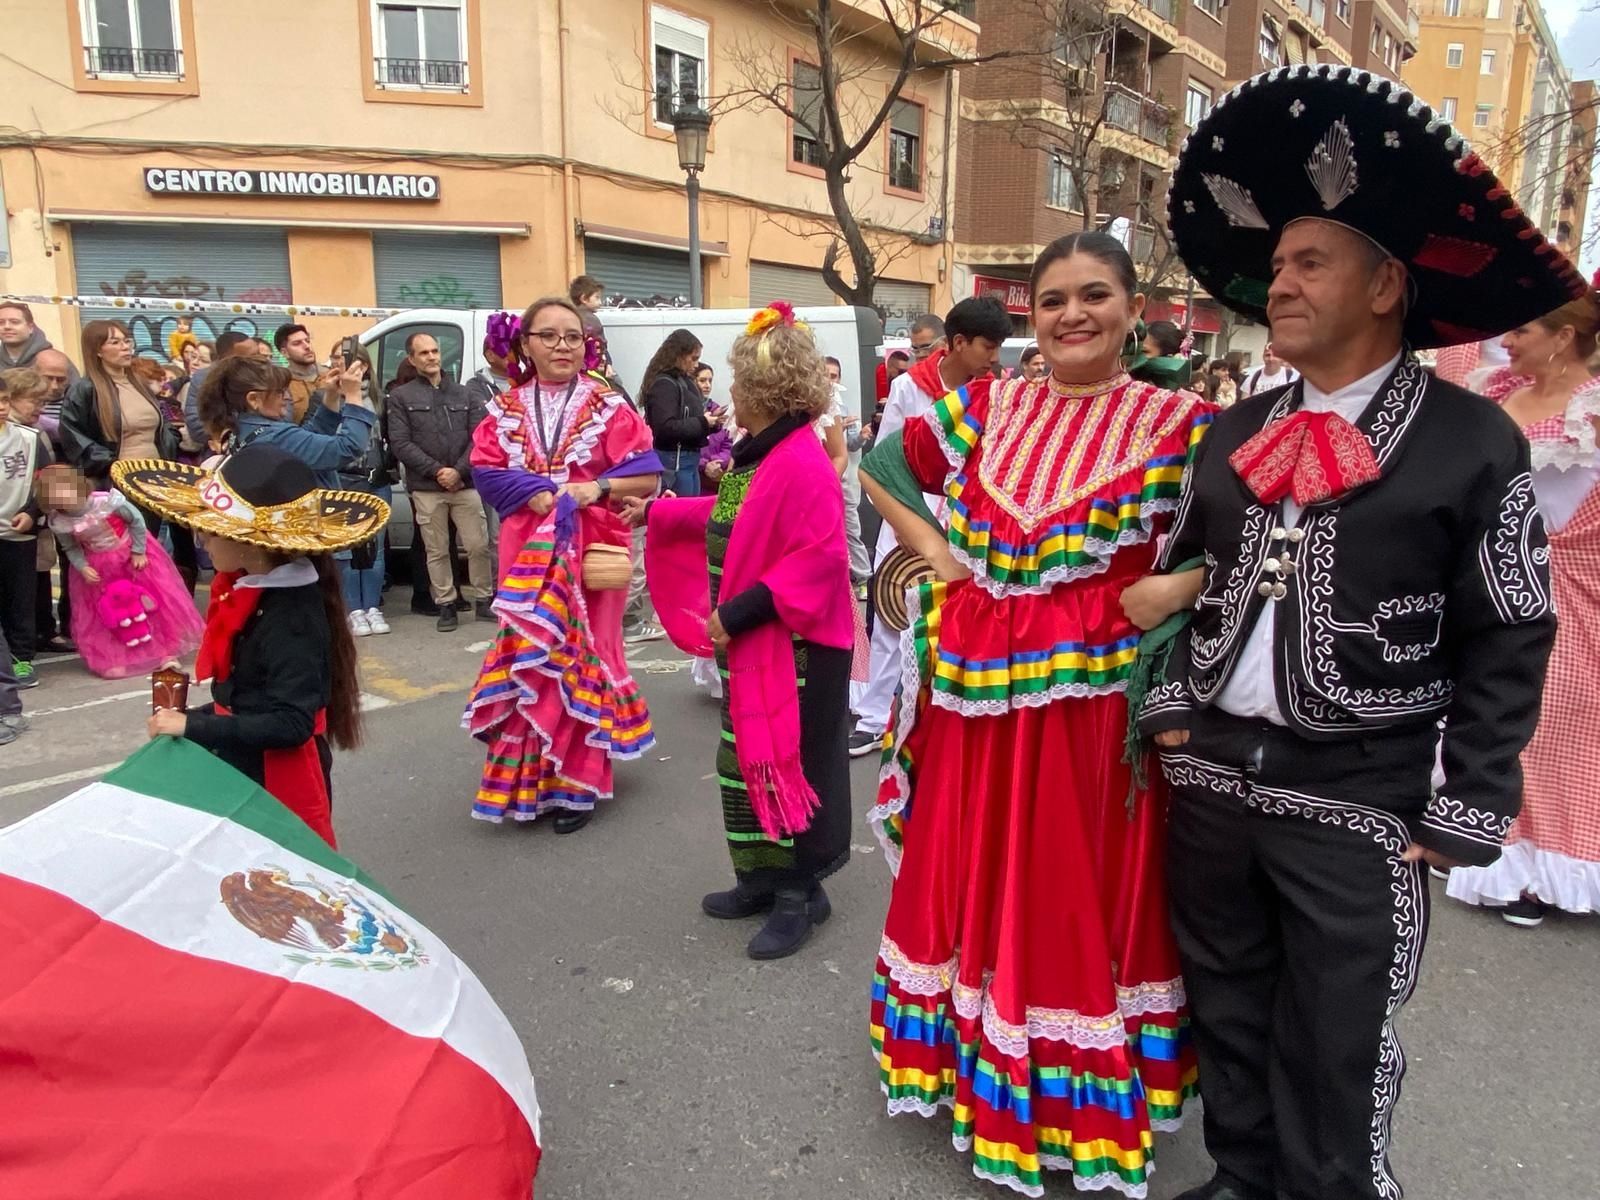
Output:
[1162, 710, 1433, 1200]
[0, 538, 37, 663]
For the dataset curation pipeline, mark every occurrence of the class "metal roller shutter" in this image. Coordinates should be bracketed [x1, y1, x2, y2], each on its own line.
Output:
[71, 223, 291, 360]
[875, 279, 934, 336]
[582, 239, 691, 304]
[373, 232, 503, 309]
[748, 261, 838, 308]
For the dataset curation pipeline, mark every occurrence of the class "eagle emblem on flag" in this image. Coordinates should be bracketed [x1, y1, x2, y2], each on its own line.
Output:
[220, 866, 427, 970]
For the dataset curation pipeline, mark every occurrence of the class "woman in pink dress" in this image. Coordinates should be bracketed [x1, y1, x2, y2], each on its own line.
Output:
[463, 297, 663, 835]
[1446, 290, 1600, 926]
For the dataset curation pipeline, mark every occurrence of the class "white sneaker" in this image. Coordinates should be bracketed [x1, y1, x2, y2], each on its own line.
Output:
[349, 610, 372, 637]
[623, 622, 666, 645]
[365, 607, 391, 635]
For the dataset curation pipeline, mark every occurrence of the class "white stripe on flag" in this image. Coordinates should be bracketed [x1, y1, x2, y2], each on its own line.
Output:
[0, 783, 540, 1140]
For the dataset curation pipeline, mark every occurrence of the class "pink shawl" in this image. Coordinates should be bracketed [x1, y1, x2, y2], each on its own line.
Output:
[646, 425, 853, 838]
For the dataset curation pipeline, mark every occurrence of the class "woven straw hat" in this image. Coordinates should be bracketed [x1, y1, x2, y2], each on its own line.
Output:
[112, 444, 389, 555]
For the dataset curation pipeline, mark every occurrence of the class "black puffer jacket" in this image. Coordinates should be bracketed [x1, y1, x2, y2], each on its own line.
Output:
[59, 376, 179, 482]
[642, 369, 711, 453]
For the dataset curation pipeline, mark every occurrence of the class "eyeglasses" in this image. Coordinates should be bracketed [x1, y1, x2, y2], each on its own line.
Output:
[525, 330, 585, 349]
[103, 336, 132, 347]
[909, 340, 939, 359]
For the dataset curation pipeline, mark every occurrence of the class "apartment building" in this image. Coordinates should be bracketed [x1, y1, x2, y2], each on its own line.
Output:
[1404, 0, 1595, 258]
[954, 0, 1233, 345]
[0, 0, 971, 361]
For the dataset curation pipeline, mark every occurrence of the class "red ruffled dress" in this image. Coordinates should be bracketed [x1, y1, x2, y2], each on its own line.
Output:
[869, 373, 1211, 1198]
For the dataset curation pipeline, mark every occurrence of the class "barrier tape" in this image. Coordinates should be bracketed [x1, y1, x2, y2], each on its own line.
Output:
[0, 293, 405, 319]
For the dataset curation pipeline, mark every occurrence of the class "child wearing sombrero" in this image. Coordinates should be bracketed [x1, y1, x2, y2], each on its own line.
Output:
[115, 444, 389, 848]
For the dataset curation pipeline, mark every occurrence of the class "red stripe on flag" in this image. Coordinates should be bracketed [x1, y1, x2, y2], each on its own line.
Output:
[0, 874, 538, 1198]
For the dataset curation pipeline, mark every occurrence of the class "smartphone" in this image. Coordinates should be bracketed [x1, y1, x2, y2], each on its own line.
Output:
[340, 335, 361, 365]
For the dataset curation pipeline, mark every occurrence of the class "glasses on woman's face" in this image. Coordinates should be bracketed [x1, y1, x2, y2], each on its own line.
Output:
[103, 335, 132, 348]
[526, 330, 585, 350]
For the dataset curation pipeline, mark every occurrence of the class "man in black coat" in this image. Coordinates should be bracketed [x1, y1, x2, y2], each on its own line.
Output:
[1141, 66, 1577, 1200]
[386, 332, 492, 632]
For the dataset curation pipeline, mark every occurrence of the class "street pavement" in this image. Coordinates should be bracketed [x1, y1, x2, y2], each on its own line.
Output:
[4, 611, 1597, 1199]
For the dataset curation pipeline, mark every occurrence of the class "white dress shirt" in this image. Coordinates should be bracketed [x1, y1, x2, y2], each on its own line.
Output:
[1215, 353, 1402, 724]
[873, 368, 948, 560]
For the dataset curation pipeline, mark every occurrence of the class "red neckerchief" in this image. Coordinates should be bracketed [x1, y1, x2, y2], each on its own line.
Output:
[1228, 410, 1381, 506]
[195, 570, 262, 684]
[905, 349, 949, 399]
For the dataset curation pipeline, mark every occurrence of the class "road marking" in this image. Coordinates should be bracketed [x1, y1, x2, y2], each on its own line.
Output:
[28, 684, 213, 719]
[0, 763, 122, 799]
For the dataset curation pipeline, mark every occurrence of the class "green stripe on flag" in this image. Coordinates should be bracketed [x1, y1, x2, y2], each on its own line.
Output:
[105, 739, 396, 903]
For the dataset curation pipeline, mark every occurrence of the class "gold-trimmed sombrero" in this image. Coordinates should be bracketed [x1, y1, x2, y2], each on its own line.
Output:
[111, 445, 389, 554]
[870, 545, 935, 634]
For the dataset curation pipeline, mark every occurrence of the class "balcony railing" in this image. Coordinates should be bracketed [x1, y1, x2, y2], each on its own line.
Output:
[84, 45, 182, 76]
[1106, 90, 1142, 134]
[1105, 85, 1172, 146]
[374, 57, 469, 91]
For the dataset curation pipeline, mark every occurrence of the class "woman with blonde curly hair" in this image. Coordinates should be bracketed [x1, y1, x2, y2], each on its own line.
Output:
[628, 302, 855, 959]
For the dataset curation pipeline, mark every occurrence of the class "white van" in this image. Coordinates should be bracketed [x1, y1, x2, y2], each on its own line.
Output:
[360, 304, 886, 552]
[359, 304, 886, 418]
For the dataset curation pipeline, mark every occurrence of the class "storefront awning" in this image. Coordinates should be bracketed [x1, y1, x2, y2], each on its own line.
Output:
[580, 223, 729, 258]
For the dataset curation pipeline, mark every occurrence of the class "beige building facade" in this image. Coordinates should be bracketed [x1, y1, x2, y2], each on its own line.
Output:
[0, 0, 970, 359]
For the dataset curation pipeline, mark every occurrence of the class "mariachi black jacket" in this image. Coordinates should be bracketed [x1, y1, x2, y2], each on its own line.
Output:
[1139, 358, 1556, 867]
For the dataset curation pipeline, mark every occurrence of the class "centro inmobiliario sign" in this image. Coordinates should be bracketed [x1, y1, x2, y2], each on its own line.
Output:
[143, 167, 442, 201]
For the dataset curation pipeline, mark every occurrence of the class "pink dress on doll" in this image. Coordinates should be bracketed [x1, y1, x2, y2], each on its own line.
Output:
[49, 491, 203, 679]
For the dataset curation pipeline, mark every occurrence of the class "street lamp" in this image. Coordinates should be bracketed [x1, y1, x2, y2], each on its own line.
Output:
[671, 102, 712, 308]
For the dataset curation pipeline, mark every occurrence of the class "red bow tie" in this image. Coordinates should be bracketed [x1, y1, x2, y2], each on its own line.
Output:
[1228, 410, 1381, 507]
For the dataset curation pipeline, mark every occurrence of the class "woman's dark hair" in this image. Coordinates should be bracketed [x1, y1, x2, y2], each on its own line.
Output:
[1029, 231, 1138, 301]
[1144, 319, 1184, 357]
[695, 363, 714, 379]
[264, 552, 364, 752]
[81, 319, 159, 444]
[196, 355, 291, 440]
[386, 358, 418, 394]
[639, 328, 703, 397]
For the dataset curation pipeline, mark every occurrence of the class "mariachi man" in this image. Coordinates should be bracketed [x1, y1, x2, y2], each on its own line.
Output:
[1139, 66, 1577, 1200]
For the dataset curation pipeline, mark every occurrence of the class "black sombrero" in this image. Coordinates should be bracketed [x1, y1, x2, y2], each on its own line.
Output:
[112, 444, 389, 554]
[1169, 64, 1587, 349]
[870, 546, 935, 635]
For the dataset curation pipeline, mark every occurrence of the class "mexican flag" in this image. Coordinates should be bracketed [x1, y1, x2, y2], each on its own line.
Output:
[0, 738, 541, 1198]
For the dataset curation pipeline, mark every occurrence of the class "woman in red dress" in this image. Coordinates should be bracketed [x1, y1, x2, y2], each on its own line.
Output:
[861, 232, 1210, 1197]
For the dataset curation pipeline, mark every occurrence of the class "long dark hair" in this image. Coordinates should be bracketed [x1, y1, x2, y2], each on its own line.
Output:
[80, 319, 158, 444]
[197, 356, 292, 441]
[1029, 231, 1139, 299]
[638, 328, 702, 398]
[313, 553, 363, 750]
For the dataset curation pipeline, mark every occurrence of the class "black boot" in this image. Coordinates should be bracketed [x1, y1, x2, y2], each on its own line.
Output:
[747, 884, 828, 960]
[1172, 1173, 1272, 1200]
[552, 809, 593, 835]
[701, 882, 775, 920]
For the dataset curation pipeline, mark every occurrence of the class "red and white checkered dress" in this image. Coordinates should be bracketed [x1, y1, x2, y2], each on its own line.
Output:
[1448, 370, 1600, 913]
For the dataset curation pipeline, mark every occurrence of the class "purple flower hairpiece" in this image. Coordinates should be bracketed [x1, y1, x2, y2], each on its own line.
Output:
[485, 311, 521, 360]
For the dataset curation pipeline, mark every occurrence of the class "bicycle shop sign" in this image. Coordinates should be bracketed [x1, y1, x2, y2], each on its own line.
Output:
[143, 167, 441, 201]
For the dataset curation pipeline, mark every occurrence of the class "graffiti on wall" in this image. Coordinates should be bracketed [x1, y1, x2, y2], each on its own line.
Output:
[395, 274, 482, 309]
[91, 269, 293, 359]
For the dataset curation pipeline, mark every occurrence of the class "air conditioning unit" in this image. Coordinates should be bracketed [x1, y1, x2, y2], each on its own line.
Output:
[1064, 66, 1089, 94]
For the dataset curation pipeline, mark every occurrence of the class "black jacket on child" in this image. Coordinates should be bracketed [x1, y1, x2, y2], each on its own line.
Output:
[185, 581, 332, 791]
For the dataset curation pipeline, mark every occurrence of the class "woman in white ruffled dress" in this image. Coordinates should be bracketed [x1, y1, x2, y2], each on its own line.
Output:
[1447, 291, 1600, 926]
